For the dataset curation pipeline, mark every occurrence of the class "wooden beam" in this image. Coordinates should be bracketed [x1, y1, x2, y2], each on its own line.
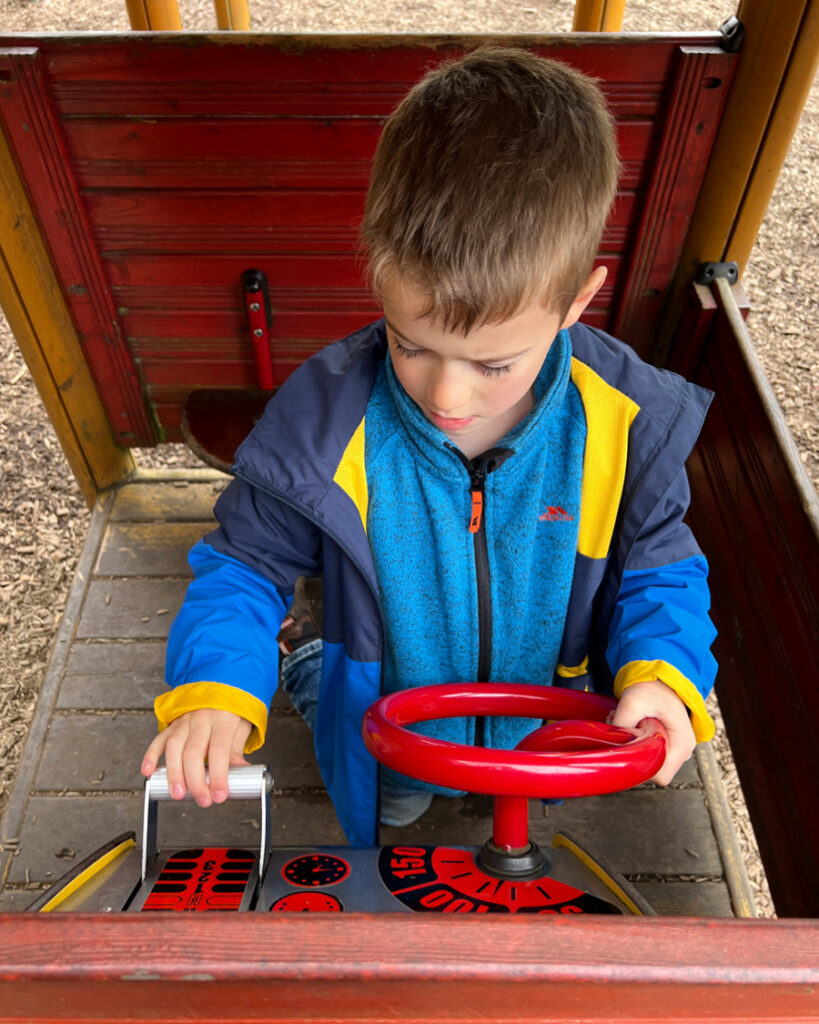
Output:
[0, 915, 817, 1022]
[727, 0, 819, 265]
[214, 0, 251, 31]
[125, 0, 183, 30]
[572, 0, 626, 32]
[0, 125, 134, 505]
[655, 0, 818, 363]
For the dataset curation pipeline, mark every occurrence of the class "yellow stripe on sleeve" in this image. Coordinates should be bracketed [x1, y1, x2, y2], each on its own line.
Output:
[613, 659, 715, 743]
[570, 358, 640, 560]
[333, 417, 368, 532]
[154, 682, 269, 753]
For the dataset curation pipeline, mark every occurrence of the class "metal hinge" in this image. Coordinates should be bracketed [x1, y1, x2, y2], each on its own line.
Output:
[694, 261, 739, 286]
[719, 15, 745, 53]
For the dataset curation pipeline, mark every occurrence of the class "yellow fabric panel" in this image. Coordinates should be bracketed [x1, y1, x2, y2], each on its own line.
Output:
[154, 682, 268, 753]
[556, 656, 589, 679]
[613, 659, 715, 743]
[333, 417, 368, 533]
[570, 358, 640, 560]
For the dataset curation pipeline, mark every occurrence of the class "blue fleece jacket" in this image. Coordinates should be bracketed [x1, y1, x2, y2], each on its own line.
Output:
[367, 333, 585, 791]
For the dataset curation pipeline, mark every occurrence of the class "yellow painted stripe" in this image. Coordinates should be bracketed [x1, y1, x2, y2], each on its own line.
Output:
[614, 659, 715, 743]
[556, 657, 589, 679]
[154, 682, 268, 753]
[553, 832, 643, 915]
[570, 358, 639, 560]
[333, 417, 368, 533]
[39, 837, 136, 912]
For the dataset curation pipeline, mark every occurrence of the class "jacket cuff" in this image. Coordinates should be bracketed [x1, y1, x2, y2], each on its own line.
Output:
[613, 659, 715, 743]
[154, 682, 268, 753]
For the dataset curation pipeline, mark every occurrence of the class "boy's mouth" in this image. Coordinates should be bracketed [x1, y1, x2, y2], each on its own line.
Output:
[428, 412, 475, 432]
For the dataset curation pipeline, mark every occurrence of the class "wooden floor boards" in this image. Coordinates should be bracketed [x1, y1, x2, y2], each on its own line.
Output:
[0, 472, 743, 916]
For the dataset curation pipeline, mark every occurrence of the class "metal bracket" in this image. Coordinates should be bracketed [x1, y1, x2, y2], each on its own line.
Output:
[694, 261, 739, 286]
[719, 15, 745, 53]
[242, 268, 275, 390]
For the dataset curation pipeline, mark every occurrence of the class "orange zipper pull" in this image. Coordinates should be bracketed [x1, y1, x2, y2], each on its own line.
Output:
[469, 489, 484, 533]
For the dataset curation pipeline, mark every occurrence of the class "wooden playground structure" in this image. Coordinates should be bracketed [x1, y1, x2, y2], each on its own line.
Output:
[0, 0, 817, 1019]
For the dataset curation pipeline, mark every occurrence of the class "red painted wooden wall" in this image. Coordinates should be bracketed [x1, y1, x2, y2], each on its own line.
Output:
[0, 34, 735, 447]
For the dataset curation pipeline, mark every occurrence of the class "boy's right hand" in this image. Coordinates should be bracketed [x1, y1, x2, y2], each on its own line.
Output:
[140, 709, 252, 808]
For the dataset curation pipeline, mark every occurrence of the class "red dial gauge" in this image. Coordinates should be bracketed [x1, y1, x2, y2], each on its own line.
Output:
[378, 846, 619, 914]
[282, 853, 350, 888]
[270, 891, 343, 912]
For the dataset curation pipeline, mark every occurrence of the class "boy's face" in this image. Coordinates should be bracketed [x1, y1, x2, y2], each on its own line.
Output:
[382, 276, 569, 459]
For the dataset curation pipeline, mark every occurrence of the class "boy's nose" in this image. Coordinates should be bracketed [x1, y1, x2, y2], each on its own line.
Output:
[427, 363, 469, 414]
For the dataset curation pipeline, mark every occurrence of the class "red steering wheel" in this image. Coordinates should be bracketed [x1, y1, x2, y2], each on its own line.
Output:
[363, 683, 667, 852]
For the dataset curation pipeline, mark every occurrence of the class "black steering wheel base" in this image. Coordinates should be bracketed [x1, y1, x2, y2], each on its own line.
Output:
[476, 838, 549, 879]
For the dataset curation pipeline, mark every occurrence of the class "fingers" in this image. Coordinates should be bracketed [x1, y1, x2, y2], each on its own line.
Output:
[140, 711, 253, 806]
[205, 714, 252, 804]
[611, 680, 696, 787]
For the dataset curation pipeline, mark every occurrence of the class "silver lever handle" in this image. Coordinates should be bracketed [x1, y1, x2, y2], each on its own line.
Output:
[145, 765, 271, 801]
[141, 765, 273, 884]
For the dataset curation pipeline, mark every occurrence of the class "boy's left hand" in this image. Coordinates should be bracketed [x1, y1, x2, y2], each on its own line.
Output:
[611, 679, 696, 786]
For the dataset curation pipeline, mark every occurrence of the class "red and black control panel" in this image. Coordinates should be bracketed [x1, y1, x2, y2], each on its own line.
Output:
[138, 847, 257, 912]
[132, 844, 628, 914]
[256, 846, 624, 914]
[377, 846, 618, 914]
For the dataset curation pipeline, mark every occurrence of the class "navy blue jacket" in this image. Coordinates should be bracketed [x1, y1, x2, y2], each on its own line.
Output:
[158, 320, 717, 845]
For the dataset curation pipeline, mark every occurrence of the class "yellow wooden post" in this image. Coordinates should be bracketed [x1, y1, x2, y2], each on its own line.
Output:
[0, 128, 134, 506]
[214, 0, 251, 31]
[572, 0, 626, 32]
[726, 0, 819, 267]
[125, 0, 183, 30]
[655, 0, 818, 362]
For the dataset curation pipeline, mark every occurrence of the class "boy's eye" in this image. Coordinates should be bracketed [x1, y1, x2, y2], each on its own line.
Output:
[479, 363, 513, 377]
[393, 339, 423, 359]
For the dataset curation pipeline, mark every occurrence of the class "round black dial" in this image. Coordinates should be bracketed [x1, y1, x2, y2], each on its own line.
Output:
[282, 853, 350, 888]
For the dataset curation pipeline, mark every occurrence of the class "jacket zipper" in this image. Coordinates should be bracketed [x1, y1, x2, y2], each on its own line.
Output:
[447, 445, 513, 746]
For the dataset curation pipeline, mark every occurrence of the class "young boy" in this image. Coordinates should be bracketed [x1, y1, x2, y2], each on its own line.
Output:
[141, 48, 717, 846]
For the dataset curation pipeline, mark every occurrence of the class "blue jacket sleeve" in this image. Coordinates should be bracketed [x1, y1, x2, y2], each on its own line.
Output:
[158, 477, 322, 748]
[606, 468, 718, 740]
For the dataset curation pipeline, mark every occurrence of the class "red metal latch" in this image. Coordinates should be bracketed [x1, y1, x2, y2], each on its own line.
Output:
[242, 268, 275, 390]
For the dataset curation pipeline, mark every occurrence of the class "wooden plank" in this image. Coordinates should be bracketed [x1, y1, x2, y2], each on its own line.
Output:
[657, 0, 818, 361]
[633, 881, 734, 918]
[57, 641, 166, 710]
[0, 111, 133, 503]
[686, 295, 819, 916]
[109, 480, 226, 522]
[612, 45, 735, 356]
[0, 915, 816, 1022]
[382, 788, 723, 878]
[95, 522, 209, 577]
[34, 713, 322, 794]
[0, 48, 154, 447]
[77, 579, 190, 639]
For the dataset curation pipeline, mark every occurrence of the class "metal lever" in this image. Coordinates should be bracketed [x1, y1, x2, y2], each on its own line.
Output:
[141, 765, 273, 884]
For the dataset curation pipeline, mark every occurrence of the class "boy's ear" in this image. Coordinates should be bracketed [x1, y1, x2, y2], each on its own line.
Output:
[559, 266, 608, 330]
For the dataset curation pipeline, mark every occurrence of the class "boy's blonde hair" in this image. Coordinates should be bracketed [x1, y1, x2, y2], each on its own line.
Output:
[362, 48, 619, 332]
